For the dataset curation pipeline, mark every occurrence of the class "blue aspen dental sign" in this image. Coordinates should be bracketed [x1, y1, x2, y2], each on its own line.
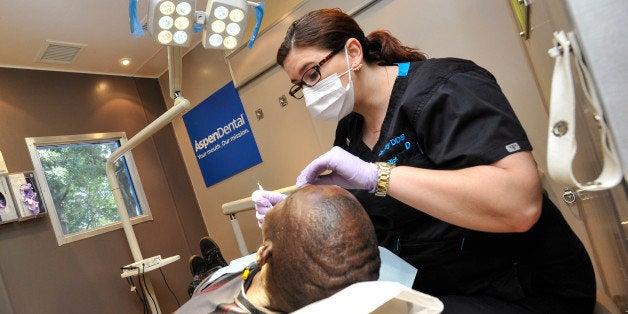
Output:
[183, 81, 262, 187]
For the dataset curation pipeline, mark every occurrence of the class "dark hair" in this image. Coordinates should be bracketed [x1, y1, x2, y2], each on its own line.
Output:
[262, 185, 380, 312]
[277, 8, 427, 67]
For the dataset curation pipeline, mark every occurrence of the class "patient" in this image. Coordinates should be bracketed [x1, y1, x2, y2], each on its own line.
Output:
[176, 185, 381, 313]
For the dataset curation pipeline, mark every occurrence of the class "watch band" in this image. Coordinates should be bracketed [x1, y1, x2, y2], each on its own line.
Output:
[374, 162, 394, 197]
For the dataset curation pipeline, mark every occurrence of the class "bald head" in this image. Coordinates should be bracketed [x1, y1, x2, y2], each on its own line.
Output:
[260, 185, 380, 312]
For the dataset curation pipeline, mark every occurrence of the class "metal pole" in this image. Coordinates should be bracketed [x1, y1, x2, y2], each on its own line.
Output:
[230, 214, 249, 256]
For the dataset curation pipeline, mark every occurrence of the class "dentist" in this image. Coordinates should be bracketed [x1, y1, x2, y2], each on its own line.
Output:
[254, 8, 596, 314]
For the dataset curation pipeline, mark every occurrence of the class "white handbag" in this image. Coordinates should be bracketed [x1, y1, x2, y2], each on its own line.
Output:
[546, 30, 623, 191]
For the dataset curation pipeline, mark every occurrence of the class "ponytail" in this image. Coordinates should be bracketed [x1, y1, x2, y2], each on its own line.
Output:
[365, 30, 428, 65]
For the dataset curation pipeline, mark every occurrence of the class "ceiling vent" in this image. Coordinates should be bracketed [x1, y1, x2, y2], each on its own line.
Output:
[36, 40, 87, 64]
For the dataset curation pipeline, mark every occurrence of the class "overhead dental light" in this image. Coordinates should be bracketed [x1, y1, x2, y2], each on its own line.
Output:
[133, 0, 264, 50]
[202, 0, 248, 50]
[147, 0, 196, 47]
[196, 0, 265, 50]
[131, 0, 264, 97]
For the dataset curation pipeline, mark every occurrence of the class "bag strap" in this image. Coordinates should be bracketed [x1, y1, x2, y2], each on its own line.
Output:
[546, 30, 623, 191]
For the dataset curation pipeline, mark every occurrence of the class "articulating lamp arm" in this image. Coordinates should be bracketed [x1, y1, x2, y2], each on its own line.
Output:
[105, 96, 191, 262]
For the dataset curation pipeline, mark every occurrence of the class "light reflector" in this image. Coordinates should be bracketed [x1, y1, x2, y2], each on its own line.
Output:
[160, 1, 176, 15]
[176, 2, 192, 15]
[175, 16, 190, 30]
[159, 16, 174, 29]
[229, 9, 245, 23]
[226, 23, 240, 36]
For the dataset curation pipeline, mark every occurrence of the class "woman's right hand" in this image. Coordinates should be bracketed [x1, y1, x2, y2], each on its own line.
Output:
[296, 146, 379, 192]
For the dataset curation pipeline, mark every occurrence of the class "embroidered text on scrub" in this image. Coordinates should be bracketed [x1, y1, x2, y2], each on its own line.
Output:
[377, 133, 425, 164]
[378, 133, 409, 157]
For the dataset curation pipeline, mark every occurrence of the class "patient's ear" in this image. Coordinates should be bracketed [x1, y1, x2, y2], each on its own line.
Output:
[256, 240, 273, 266]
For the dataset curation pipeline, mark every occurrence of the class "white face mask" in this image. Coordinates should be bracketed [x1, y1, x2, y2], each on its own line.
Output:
[302, 46, 355, 121]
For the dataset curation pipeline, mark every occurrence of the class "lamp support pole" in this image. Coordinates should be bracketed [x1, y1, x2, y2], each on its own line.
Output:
[106, 46, 191, 313]
[168, 46, 183, 99]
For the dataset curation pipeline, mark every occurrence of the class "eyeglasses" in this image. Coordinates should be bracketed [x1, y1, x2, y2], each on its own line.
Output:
[288, 47, 344, 99]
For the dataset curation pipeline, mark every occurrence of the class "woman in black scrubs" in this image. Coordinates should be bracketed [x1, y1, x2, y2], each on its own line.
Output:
[255, 8, 596, 313]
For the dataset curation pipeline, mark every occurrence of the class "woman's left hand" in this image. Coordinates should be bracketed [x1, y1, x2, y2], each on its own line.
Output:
[296, 146, 379, 192]
[251, 190, 287, 227]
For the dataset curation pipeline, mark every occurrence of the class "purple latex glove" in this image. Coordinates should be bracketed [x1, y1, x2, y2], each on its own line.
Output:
[251, 190, 287, 227]
[296, 146, 378, 192]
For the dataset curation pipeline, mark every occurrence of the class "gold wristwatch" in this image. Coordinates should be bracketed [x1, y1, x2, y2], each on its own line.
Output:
[374, 162, 394, 197]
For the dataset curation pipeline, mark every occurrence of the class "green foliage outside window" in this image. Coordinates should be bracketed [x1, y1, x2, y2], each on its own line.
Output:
[36, 141, 143, 235]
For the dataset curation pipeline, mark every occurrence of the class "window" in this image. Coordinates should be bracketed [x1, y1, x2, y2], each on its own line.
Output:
[26, 133, 151, 245]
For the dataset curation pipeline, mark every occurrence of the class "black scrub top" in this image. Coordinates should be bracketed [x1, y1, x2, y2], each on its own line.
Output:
[334, 59, 595, 302]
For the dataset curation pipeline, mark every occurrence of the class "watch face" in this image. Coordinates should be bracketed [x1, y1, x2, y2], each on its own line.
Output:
[223, 36, 237, 49]
[159, 1, 176, 15]
[229, 9, 244, 22]
[208, 33, 223, 47]
[213, 6, 229, 19]
[158, 16, 174, 29]
[174, 16, 190, 30]
[173, 31, 188, 45]
[226, 23, 240, 36]
[176, 1, 192, 15]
